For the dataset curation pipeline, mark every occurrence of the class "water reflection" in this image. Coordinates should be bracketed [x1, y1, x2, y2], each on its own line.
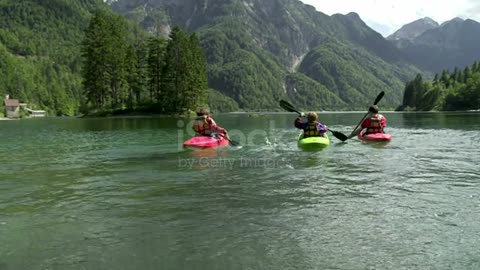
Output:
[396, 111, 480, 130]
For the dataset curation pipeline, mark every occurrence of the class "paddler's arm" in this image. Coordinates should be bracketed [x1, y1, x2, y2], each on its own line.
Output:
[318, 123, 328, 132]
[294, 113, 306, 129]
[294, 117, 305, 129]
[381, 115, 387, 128]
[349, 119, 368, 138]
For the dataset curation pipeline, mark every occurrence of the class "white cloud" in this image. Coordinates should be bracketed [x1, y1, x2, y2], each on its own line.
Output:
[300, 0, 480, 36]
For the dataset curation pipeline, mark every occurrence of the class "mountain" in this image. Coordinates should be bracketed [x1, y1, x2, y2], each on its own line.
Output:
[387, 17, 439, 42]
[0, 0, 110, 115]
[110, 0, 422, 111]
[0, 0, 428, 114]
[389, 17, 480, 73]
[365, 20, 395, 37]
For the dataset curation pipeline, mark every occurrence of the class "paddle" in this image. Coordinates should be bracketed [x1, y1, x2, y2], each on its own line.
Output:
[279, 100, 348, 142]
[226, 137, 240, 146]
[349, 91, 385, 138]
[219, 132, 239, 146]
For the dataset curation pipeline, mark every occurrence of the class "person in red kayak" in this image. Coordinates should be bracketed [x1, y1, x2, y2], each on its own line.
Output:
[192, 108, 230, 140]
[350, 105, 386, 137]
[294, 112, 328, 138]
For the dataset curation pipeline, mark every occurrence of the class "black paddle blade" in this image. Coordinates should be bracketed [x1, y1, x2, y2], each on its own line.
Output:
[374, 91, 385, 105]
[219, 133, 239, 146]
[330, 130, 348, 142]
[279, 100, 302, 116]
[228, 140, 240, 146]
[279, 100, 295, 112]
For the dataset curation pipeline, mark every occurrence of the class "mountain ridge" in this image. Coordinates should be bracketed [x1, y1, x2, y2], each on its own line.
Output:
[388, 16, 480, 72]
[387, 17, 439, 41]
[111, 0, 422, 110]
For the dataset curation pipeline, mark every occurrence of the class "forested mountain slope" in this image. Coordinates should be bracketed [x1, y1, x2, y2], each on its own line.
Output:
[111, 0, 423, 111]
[0, 0, 432, 114]
[0, 0, 109, 115]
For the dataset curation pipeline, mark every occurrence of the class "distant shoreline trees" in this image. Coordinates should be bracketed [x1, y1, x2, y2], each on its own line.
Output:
[81, 10, 208, 115]
[398, 61, 480, 111]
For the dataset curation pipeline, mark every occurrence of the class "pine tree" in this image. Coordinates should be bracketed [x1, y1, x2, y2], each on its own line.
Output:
[81, 9, 131, 110]
[184, 32, 208, 110]
[160, 26, 204, 113]
[463, 66, 472, 83]
[81, 9, 111, 108]
[147, 36, 167, 103]
[472, 61, 479, 73]
[440, 69, 450, 88]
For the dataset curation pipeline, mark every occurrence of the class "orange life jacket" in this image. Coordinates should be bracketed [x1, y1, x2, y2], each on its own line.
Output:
[366, 114, 384, 134]
[303, 122, 325, 138]
[193, 116, 213, 136]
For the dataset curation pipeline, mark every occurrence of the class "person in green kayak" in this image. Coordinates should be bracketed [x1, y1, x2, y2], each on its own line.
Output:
[350, 105, 387, 138]
[193, 108, 230, 140]
[294, 112, 328, 138]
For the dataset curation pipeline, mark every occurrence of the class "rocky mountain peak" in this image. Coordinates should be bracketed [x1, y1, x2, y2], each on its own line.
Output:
[440, 17, 464, 26]
[387, 17, 439, 41]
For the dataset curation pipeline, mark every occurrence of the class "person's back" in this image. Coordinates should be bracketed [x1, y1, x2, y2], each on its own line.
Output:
[193, 115, 213, 136]
[294, 112, 328, 138]
[361, 105, 386, 134]
[192, 108, 228, 138]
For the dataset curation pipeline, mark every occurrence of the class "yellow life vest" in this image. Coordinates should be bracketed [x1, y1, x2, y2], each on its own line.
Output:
[303, 122, 323, 138]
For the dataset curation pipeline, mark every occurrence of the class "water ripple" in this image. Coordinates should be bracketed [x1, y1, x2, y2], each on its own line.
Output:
[1, 114, 480, 269]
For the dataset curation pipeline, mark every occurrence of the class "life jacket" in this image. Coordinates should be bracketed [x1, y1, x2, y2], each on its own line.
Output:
[366, 114, 384, 134]
[303, 122, 325, 138]
[193, 116, 213, 136]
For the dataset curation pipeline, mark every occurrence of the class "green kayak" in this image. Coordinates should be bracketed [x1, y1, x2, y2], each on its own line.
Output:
[297, 133, 330, 150]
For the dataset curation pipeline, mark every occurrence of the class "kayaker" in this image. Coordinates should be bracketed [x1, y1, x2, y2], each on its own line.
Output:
[193, 108, 230, 140]
[295, 112, 328, 138]
[350, 105, 386, 137]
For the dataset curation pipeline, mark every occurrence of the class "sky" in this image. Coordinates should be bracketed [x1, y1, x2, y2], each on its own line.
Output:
[299, 0, 480, 37]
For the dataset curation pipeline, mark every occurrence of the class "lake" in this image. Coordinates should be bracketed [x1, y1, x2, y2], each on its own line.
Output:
[1, 112, 480, 269]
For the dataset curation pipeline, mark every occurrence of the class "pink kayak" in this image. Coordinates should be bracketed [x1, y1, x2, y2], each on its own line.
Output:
[183, 136, 229, 148]
[358, 130, 392, 142]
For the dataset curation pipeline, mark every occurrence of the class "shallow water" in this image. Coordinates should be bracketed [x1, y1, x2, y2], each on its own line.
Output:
[1, 112, 479, 269]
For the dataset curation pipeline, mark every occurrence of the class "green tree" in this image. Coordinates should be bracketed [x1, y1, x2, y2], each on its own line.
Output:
[472, 61, 480, 73]
[433, 73, 439, 84]
[458, 73, 480, 109]
[81, 9, 113, 108]
[402, 74, 426, 110]
[81, 9, 131, 111]
[146, 36, 167, 103]
[160, 26, 208, 113]
[440, 69, 450, 88]
[183, 32, 209, 109]
[462, 66, 472, 83]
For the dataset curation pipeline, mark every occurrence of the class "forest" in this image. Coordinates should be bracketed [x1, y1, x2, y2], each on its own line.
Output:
[81, 10, 209, 115]
[398, 61, 480, 111]
[1, 1, 479, 116]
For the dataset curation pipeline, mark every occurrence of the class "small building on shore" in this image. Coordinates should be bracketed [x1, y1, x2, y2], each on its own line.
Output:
[3, 95, 47, 118]
[4, 95, 20, 118]
[26, 108, 46, 117]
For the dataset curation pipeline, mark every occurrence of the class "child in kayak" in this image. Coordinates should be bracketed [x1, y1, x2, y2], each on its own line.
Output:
[193, 108, 230, 140]
[295, 112, 328, 138]
[350, 105, 386, 137]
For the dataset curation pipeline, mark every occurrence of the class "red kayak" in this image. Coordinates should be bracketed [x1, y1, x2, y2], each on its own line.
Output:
[358, 130, 392, 142]
[183, 136, 229, 148]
